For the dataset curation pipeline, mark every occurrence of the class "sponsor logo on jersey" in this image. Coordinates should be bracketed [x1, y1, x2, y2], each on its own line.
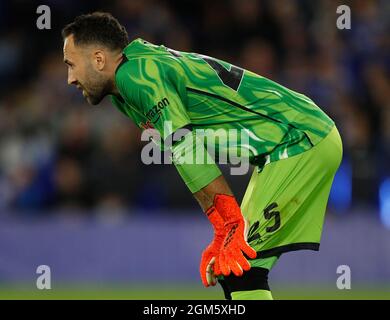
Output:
[140, 120, 154, 130]
[144, 97, 170, 124]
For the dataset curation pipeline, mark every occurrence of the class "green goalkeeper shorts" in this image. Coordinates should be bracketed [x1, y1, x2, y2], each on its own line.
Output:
[242, 125, 343, 263]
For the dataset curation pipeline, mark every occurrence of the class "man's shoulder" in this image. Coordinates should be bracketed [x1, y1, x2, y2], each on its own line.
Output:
[122, 38, 171, 61]
[116, 49, 182, 90]
[122, 38, 149, 54]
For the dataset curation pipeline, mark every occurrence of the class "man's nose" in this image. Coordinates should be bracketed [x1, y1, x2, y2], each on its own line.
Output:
[67, 70, 77, 85]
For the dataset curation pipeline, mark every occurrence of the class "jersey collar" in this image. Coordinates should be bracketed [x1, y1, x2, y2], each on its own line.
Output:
[115, 53, 129, 75]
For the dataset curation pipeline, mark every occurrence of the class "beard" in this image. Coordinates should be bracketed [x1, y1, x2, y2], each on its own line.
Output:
[85, 91, 104, 105]
[81, 68, 111, 105]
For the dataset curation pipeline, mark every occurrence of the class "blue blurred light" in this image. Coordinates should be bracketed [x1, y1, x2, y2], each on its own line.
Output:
[329, 160, 352, 213]
[379, 178, 390, 229]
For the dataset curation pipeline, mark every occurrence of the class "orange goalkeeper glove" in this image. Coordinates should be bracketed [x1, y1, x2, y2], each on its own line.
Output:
[213, 194, 257, 277]
[199, 206, 226, 287]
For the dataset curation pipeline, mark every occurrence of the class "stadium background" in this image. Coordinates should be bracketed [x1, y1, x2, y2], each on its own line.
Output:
[0, 0, 389, 299]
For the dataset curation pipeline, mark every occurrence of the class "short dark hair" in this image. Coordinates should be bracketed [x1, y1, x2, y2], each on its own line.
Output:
[62, 12, 129, 51]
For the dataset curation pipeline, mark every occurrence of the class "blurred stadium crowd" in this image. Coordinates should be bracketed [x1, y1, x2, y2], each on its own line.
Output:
[0, 0, 389, 215]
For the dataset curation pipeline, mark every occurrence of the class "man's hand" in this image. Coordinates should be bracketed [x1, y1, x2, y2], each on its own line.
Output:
[194, 176, 256, 281]
[212, 194, 257, 277]
[199, 207, 226, 287]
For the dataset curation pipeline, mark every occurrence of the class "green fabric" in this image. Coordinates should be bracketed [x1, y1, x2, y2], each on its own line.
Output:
[231, 289, 273, 300]
[171, 130, 222, 193]
[249, 255, 279, 271]
[241, 126, 343, 255]
[112, 38, 335, 168]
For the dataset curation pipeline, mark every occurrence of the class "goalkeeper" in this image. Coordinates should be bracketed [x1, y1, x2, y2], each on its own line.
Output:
[62, 12, 343, 300]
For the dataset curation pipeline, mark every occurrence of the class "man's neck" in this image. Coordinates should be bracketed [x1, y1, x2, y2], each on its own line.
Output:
[110, 53, 126, 97]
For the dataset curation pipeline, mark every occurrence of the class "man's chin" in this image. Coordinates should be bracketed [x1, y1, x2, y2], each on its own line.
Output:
[85, 94, 103, 106]
[86, 97, 99, 105]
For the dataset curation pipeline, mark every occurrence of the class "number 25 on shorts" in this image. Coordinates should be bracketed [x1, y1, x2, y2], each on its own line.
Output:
[247, 202, 281, 243]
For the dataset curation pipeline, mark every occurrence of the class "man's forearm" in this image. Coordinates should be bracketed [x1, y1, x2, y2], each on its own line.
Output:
[171, 129, 238, 212]
[193, 175, 234, 212]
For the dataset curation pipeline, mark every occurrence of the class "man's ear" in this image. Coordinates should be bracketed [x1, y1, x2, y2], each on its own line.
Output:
[94, 50, 106, 71]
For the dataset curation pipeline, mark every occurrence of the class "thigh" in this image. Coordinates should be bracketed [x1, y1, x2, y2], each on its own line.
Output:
[241, 126, 342, 258]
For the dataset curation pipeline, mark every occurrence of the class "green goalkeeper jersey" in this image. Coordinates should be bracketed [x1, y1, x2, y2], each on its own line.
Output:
[111, 38, 335, 192]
